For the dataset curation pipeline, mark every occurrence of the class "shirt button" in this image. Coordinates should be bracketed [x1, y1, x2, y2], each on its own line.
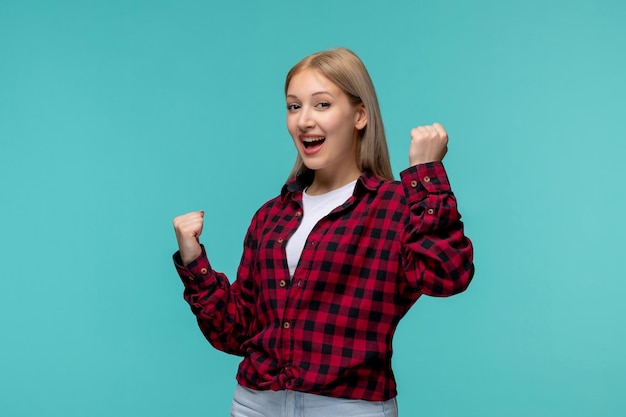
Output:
[427, 208, 434, 215]
[200, 268, 208, 274]
[283, 321, 291, 329]
[279, 279, 287, 288]
[423, 176, 431, 183]
[278, 237, 284, 244]
[410, 180, 418, 188]
[295, 211, 302, 217]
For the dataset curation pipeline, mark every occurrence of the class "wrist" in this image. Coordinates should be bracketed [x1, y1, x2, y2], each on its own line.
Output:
[180, 244, 202, 266]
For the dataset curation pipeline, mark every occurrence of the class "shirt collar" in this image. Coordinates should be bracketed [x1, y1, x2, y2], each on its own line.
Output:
[280, 169, 384, 201]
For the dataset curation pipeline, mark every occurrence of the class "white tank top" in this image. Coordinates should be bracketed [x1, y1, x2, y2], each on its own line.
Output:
[286, 180, 357, 278]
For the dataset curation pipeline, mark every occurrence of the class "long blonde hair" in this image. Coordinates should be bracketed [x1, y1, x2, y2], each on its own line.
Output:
[285, 48, 394, 181]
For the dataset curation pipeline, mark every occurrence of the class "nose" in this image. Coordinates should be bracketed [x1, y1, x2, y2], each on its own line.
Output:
[297, 106, 314, 131]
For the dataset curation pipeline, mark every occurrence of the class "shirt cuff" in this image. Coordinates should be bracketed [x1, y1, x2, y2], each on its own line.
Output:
[172, 245, 215, 291]
[400, 161, 451, 203]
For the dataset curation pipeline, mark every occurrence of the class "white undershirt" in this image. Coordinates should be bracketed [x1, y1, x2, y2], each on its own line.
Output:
[286, 180, 357, 278]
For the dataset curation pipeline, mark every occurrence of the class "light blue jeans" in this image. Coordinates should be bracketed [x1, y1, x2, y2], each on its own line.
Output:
[231, 384, 398, 417]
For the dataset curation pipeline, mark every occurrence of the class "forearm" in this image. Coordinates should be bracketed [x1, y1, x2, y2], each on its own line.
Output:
[400, 162, 475, 296]
[174, 246, 251, 354]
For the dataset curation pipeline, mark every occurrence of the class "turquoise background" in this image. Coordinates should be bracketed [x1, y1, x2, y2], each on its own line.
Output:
[1, 0, 625, 416]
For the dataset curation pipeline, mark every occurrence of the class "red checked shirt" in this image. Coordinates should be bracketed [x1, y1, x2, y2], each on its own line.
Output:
[173, 162, 474, 401]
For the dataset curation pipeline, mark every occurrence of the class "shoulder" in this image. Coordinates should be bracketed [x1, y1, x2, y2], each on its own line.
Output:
[253, 193, 284, 218]
[359, 169, 405, 197]
[357, 172, 408, 210]
[247, 189, 292, 230]
[372, 180, 408, 207]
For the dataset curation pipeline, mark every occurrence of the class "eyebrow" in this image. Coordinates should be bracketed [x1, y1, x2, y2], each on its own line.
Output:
[286, 91, 335, 99]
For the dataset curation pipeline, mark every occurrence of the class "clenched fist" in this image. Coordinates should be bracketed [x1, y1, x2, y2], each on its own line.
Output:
[409, 122, 448, 166]
[173, 211, 204, 266]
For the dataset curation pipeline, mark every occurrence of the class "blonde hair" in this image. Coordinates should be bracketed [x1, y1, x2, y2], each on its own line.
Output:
[285, 48, 394, 181]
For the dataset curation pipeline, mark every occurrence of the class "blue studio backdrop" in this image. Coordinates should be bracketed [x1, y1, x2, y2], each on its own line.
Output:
[1, 1, 625, 416]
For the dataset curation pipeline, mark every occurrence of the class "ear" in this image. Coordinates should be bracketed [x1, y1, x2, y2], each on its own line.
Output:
[354, 103, 368, 131]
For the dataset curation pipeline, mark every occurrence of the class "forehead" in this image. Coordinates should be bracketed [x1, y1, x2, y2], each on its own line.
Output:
[286, 68, 342, 96]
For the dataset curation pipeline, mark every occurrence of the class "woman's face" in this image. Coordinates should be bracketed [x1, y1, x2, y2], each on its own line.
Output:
[286, 69, 367, 177]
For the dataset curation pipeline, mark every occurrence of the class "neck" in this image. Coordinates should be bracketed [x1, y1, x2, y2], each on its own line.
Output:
[306, 164, 361, 195]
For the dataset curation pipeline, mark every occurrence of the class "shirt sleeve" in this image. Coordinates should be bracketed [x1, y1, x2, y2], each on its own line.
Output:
[399, 161, 474, 297]
[173, 214, 260, 355]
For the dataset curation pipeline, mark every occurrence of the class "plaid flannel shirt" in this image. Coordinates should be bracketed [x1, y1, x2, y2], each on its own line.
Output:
[174, 162, 474, 401]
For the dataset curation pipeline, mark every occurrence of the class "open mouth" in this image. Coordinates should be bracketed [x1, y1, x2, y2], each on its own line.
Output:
[302, 137, 325, 149]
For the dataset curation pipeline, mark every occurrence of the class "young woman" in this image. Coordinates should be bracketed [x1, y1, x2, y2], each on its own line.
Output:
[173, 48, 474, 416]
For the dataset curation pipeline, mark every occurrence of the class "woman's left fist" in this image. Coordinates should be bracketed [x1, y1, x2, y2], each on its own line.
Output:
[409, 122, 448, 166]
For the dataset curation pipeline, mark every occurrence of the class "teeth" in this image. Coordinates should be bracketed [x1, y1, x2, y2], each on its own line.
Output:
[303, 137, 325, 143]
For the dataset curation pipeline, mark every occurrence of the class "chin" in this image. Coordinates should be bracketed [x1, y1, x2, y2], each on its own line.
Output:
[300, 158, 325, 172]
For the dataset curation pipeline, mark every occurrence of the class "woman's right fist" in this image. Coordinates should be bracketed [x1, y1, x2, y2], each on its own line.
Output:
[173, 211, 204, 266]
